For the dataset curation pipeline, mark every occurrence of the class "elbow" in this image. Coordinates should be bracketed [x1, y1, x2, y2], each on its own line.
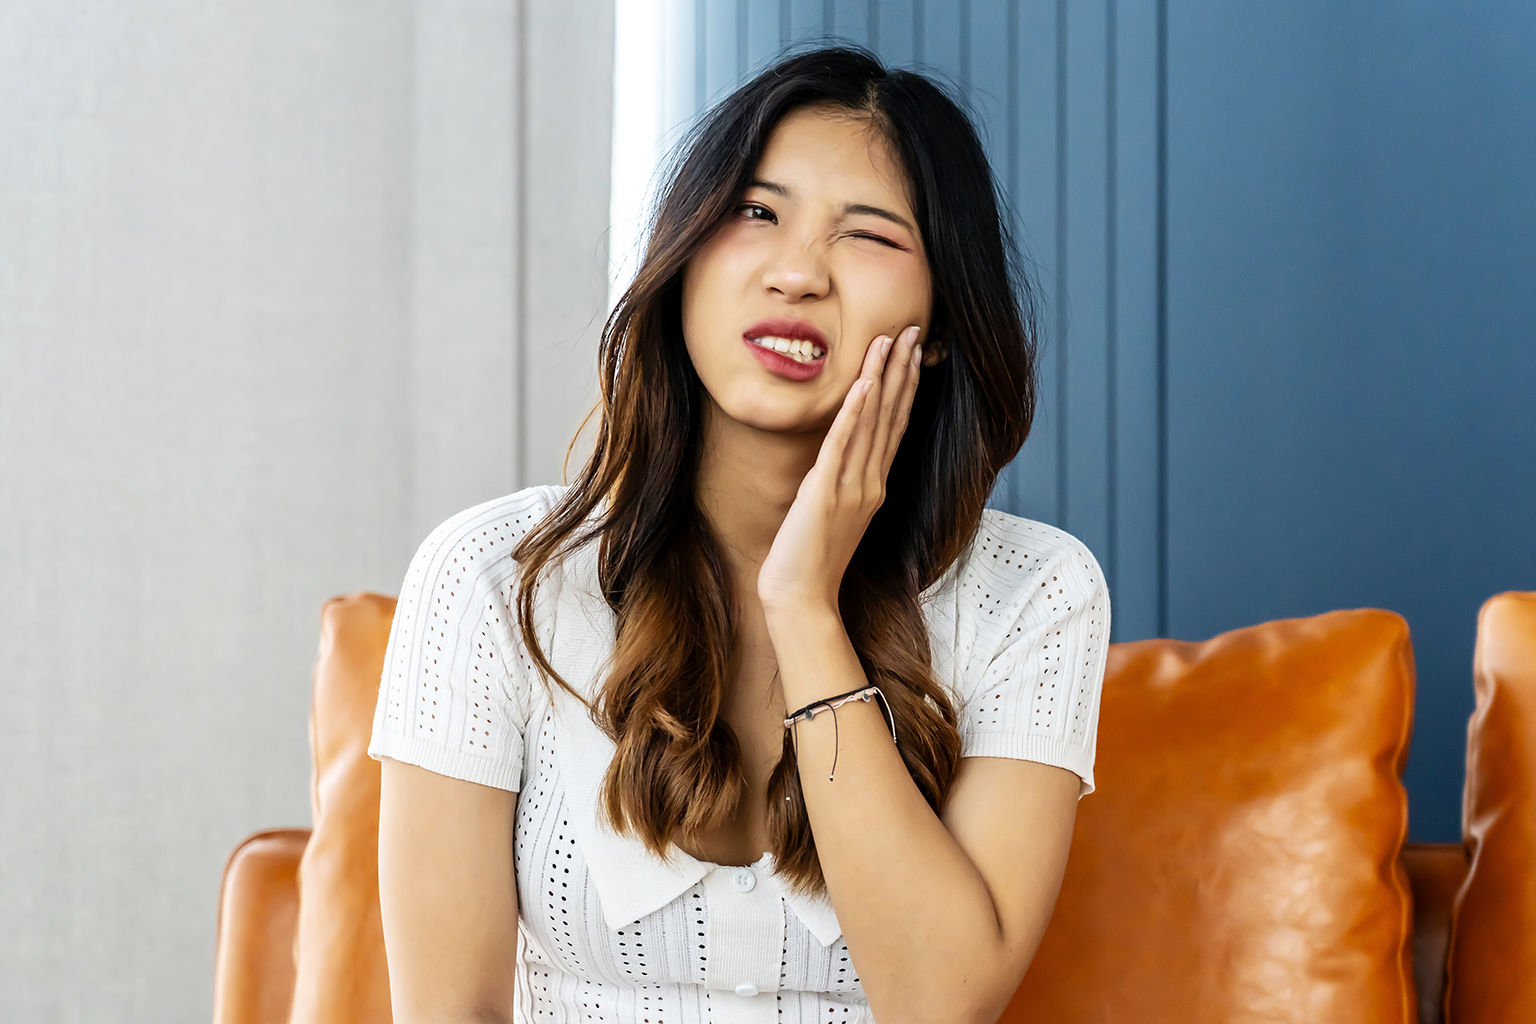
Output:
[875, 971, 1017, 1024]
[891, 948, 1034, 1024]
[865, 918, 1035, 1024]
[878, 996, 999, 1024]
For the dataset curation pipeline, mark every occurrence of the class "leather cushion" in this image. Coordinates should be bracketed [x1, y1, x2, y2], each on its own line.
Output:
[289, 592, 396, 1024]
[212, 828, 310, 1024]
[1447, 591, 1536, 1024]
[1002, 609, 1417, 1023]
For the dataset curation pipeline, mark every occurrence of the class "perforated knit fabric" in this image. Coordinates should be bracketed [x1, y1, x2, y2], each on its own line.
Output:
[369, 486, 1109, 1024]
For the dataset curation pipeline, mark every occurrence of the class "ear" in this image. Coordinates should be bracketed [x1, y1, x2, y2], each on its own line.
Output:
[920, 335, 949, 367]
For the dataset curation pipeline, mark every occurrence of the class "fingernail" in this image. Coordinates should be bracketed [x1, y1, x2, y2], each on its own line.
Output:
[907, 325, 921, 343]
[881, 336, 894, 357]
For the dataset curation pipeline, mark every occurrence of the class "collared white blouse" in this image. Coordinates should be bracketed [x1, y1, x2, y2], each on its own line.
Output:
[370, 486, 1109, 1024]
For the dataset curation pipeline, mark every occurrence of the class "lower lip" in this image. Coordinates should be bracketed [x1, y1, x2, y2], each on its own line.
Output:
[743, 337, 827, 381]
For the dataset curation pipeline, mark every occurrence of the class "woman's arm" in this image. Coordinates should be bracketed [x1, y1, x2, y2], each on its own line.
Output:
[770, 612, 1079, 1024]
[759, 327, 1084, 1024]
[378, 758, 520, 1024]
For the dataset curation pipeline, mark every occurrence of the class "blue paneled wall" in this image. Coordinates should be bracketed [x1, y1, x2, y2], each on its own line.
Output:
[656, 0, 1536, 841]
[1166, 2, 1536, 841]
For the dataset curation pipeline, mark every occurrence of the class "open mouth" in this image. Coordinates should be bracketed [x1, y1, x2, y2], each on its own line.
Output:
[746, 335, 826, 365]
[741, 318, 829, 381]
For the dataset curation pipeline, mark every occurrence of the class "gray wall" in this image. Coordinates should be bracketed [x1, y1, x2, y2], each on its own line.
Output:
[0, 0, 612, 1017]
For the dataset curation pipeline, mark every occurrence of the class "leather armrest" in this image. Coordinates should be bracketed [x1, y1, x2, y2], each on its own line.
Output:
[212, 828, 311, 1024]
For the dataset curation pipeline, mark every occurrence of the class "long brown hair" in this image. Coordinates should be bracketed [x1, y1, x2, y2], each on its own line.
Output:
[513, 47, 1039, 892]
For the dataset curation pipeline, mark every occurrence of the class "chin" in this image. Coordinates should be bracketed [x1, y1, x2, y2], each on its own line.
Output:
[730, 408, 822, 435]
[715, 394, 832, 436]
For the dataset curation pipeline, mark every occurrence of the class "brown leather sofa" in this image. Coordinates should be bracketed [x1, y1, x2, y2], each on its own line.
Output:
[212, 592, 1536, 1024]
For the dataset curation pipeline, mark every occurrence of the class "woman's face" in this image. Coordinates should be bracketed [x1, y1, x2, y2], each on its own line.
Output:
[681, 106, 933, 436]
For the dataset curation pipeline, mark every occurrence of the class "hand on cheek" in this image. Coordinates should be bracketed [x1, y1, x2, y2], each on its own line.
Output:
[756, 325, 924, 618]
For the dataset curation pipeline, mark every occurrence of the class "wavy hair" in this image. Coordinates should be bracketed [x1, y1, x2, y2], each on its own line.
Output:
[513, 46, 1039, 892]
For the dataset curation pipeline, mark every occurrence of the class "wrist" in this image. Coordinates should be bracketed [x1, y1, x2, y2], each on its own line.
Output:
[761, 599, 842, 639]
[763, 607, 866, 707]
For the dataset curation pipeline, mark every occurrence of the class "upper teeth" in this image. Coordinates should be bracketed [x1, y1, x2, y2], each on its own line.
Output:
[752, 336, 825, 362]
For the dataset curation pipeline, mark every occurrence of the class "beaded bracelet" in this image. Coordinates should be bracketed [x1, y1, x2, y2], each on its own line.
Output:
[783, 685, 898, 782]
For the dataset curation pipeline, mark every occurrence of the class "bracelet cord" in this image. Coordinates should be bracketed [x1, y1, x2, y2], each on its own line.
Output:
[784, 685, 898, 782]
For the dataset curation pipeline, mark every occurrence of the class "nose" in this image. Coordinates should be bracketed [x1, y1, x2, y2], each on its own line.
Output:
[761, 236, 829, 303]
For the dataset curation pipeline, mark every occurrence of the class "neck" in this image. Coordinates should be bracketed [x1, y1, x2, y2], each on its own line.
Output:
[695, 401, 823, 582]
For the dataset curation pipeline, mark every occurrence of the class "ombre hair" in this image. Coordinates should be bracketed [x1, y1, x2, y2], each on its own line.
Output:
[514, 46, 1039, 892]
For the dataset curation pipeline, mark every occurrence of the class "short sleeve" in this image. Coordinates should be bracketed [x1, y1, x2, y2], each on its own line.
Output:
[367, 486, 562, 792]
[951, 510, 1110, 795]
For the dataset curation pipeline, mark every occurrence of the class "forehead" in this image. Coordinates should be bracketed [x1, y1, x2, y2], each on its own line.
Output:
[753, 106, 913, 213]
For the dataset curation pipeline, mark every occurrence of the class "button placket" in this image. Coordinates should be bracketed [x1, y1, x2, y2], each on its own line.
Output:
[702, 862, 782, 1024]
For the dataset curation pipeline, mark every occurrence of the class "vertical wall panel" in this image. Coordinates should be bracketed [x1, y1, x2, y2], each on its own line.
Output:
[1108, 0, 1162, 642]
[1061, 0, 1111, 564]
[1002, 0, 1064, 529]
[521, 0, 615, 489]
[704, 0, 740, 102]
[919, 0, 963, 81]
[968, 0, 1012, 176]
[828, 0, 872, 47]
[663, 0, 699, 139]
[788, 0, 824, 41]
[874, 0, 919, 66]
[410, 0, 518, 538]
[745, 0, 782, 69]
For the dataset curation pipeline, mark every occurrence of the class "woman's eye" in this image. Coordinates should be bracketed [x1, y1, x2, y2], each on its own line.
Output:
[850, 231, 902, 249]
[738, 203, 776, 223]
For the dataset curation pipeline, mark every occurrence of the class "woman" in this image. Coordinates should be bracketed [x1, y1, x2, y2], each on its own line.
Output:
[372, 47, 1108, 1024]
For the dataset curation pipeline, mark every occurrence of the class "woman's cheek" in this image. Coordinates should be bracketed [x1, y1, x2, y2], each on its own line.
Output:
[847, 262, 931, 341]
[681, 249, 741, 366]
[887, 259, 934, 329]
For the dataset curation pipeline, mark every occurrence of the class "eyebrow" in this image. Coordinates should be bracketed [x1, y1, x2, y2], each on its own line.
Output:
[747, 179, 916, 234]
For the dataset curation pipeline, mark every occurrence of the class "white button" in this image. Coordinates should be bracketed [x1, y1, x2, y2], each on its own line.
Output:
[735, 983, 760, 998]
[731, 868, 756, 893]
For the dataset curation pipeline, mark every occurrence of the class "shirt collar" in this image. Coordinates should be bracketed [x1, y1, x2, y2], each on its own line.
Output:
[545, 542, 844, 946]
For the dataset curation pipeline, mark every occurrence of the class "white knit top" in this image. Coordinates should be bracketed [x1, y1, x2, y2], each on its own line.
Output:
[369, 486, 1109, 1024]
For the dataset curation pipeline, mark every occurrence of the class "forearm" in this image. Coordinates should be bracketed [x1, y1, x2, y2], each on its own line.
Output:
[771, 610, 1015, 1024]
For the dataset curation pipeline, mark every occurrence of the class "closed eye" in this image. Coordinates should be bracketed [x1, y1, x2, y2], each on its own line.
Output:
[848, 230, 909, 251]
